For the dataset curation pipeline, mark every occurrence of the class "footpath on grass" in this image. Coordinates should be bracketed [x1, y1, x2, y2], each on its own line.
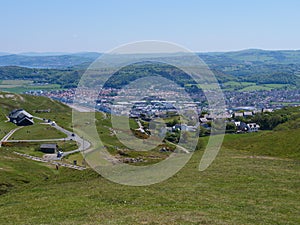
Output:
[13, 151, 86, 170]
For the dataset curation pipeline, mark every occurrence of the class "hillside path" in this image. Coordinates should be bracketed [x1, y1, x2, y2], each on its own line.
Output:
[0, 126, 23, 147]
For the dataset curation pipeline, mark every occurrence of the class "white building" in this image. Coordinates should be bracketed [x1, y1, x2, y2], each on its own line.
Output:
[247, 123, 260, 132]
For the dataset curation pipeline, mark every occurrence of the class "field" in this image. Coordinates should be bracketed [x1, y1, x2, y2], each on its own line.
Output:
[0, 93, 300, 224]
[0, 79, 33, 88]
[0, 79, 61, 93]
[239, 85, 272, 92]
[0, 133, 299, 224]
[9, 123, 67, 140]
[221, 81, 290, 91]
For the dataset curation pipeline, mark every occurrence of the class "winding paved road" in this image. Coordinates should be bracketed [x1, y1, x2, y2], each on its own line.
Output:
[0, 126, 23, 147]
[1, 116, 92, 161]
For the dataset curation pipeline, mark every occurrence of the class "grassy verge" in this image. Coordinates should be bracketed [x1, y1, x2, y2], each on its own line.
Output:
[63, 152, 85, 167]
[0, 121, 16, 139]
[9, 123, 67, 140]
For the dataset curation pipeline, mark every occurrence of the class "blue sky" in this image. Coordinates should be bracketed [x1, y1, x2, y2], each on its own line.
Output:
[1, 0, 300, 53]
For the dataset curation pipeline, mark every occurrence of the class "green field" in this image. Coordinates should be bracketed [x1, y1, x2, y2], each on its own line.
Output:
[185, 83, 223, 90]
[262, 83, 288, 88]
[9, 123, 67, 140]
[1, 93, 300, 224]
[240, 85, 273, 92]
[0, 132, 299, 224]
[0, 79, 61, 93]
[221, 81, 290, 92]
[0, 79, 33, 86]
[221, 81, 257, 91]
[223, 81, 256, 86]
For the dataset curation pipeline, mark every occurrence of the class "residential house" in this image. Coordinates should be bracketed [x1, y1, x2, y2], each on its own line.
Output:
[262, 108, 274, 113]
[234, 112, 244, 118]
[247, 123, 260, 132]
[243, 111, 253, 117]
[234, 121, 248, 132]
[9, 109, 34, 126]
[181, 124, 197, 132]
[235, 121, 260, 133]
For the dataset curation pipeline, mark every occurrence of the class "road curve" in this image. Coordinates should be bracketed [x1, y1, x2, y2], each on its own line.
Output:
[0, 126, 23, 147]
[2, 116, 91, 161]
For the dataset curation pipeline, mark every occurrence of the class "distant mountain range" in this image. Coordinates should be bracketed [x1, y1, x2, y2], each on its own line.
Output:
[0, 52, 101, 68]
[0, 52, 10, 56]
[1, 49, 300, 68]
[199, 49, 300, 65]
[1, 49, 300, 90]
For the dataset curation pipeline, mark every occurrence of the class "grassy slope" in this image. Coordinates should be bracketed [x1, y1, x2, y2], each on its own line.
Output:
[223, 130, 300, 159]
[0, 92, 72, 131]
[0, 93, 299, 224]
[0, 131, 299, 224]
[0, 102, 17, 139]
[2, 141, 78, 157]
[9, 123, 67, 140]
[0, 121, 16, 139]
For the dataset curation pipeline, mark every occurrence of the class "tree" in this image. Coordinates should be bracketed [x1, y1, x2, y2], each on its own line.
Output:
[226, 122, 236, 133]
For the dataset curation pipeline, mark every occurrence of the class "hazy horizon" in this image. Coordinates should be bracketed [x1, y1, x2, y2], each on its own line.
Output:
[2, 48, 300, 56]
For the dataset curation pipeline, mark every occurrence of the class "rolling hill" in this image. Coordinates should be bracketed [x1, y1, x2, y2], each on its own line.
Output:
[0, 92, 72, 131]
[0, 53, 100, 69]
[1, 49, 300, 91]
[0, 93, 299, 224]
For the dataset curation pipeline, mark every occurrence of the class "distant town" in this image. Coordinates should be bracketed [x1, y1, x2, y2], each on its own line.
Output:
[25, 87, 300, 114]
[23, 86, 298, 135]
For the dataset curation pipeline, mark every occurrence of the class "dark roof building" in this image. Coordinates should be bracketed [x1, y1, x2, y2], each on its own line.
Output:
[9, 109, 34, 126]
[40, 143, 58, 153]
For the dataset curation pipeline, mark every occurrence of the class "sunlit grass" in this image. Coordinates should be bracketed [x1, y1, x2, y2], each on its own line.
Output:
[0, 140, 299, 224]
[10, 123, 67, 140]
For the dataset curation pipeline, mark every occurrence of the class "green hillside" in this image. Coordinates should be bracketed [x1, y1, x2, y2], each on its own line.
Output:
[0, 94, 299, 224]
[2, 49, 300, 93]
[0, 92, 72, 131]
[223, 130, 300, 159]
[0, 54, 96, 68]
[0, 135, 299, 224]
